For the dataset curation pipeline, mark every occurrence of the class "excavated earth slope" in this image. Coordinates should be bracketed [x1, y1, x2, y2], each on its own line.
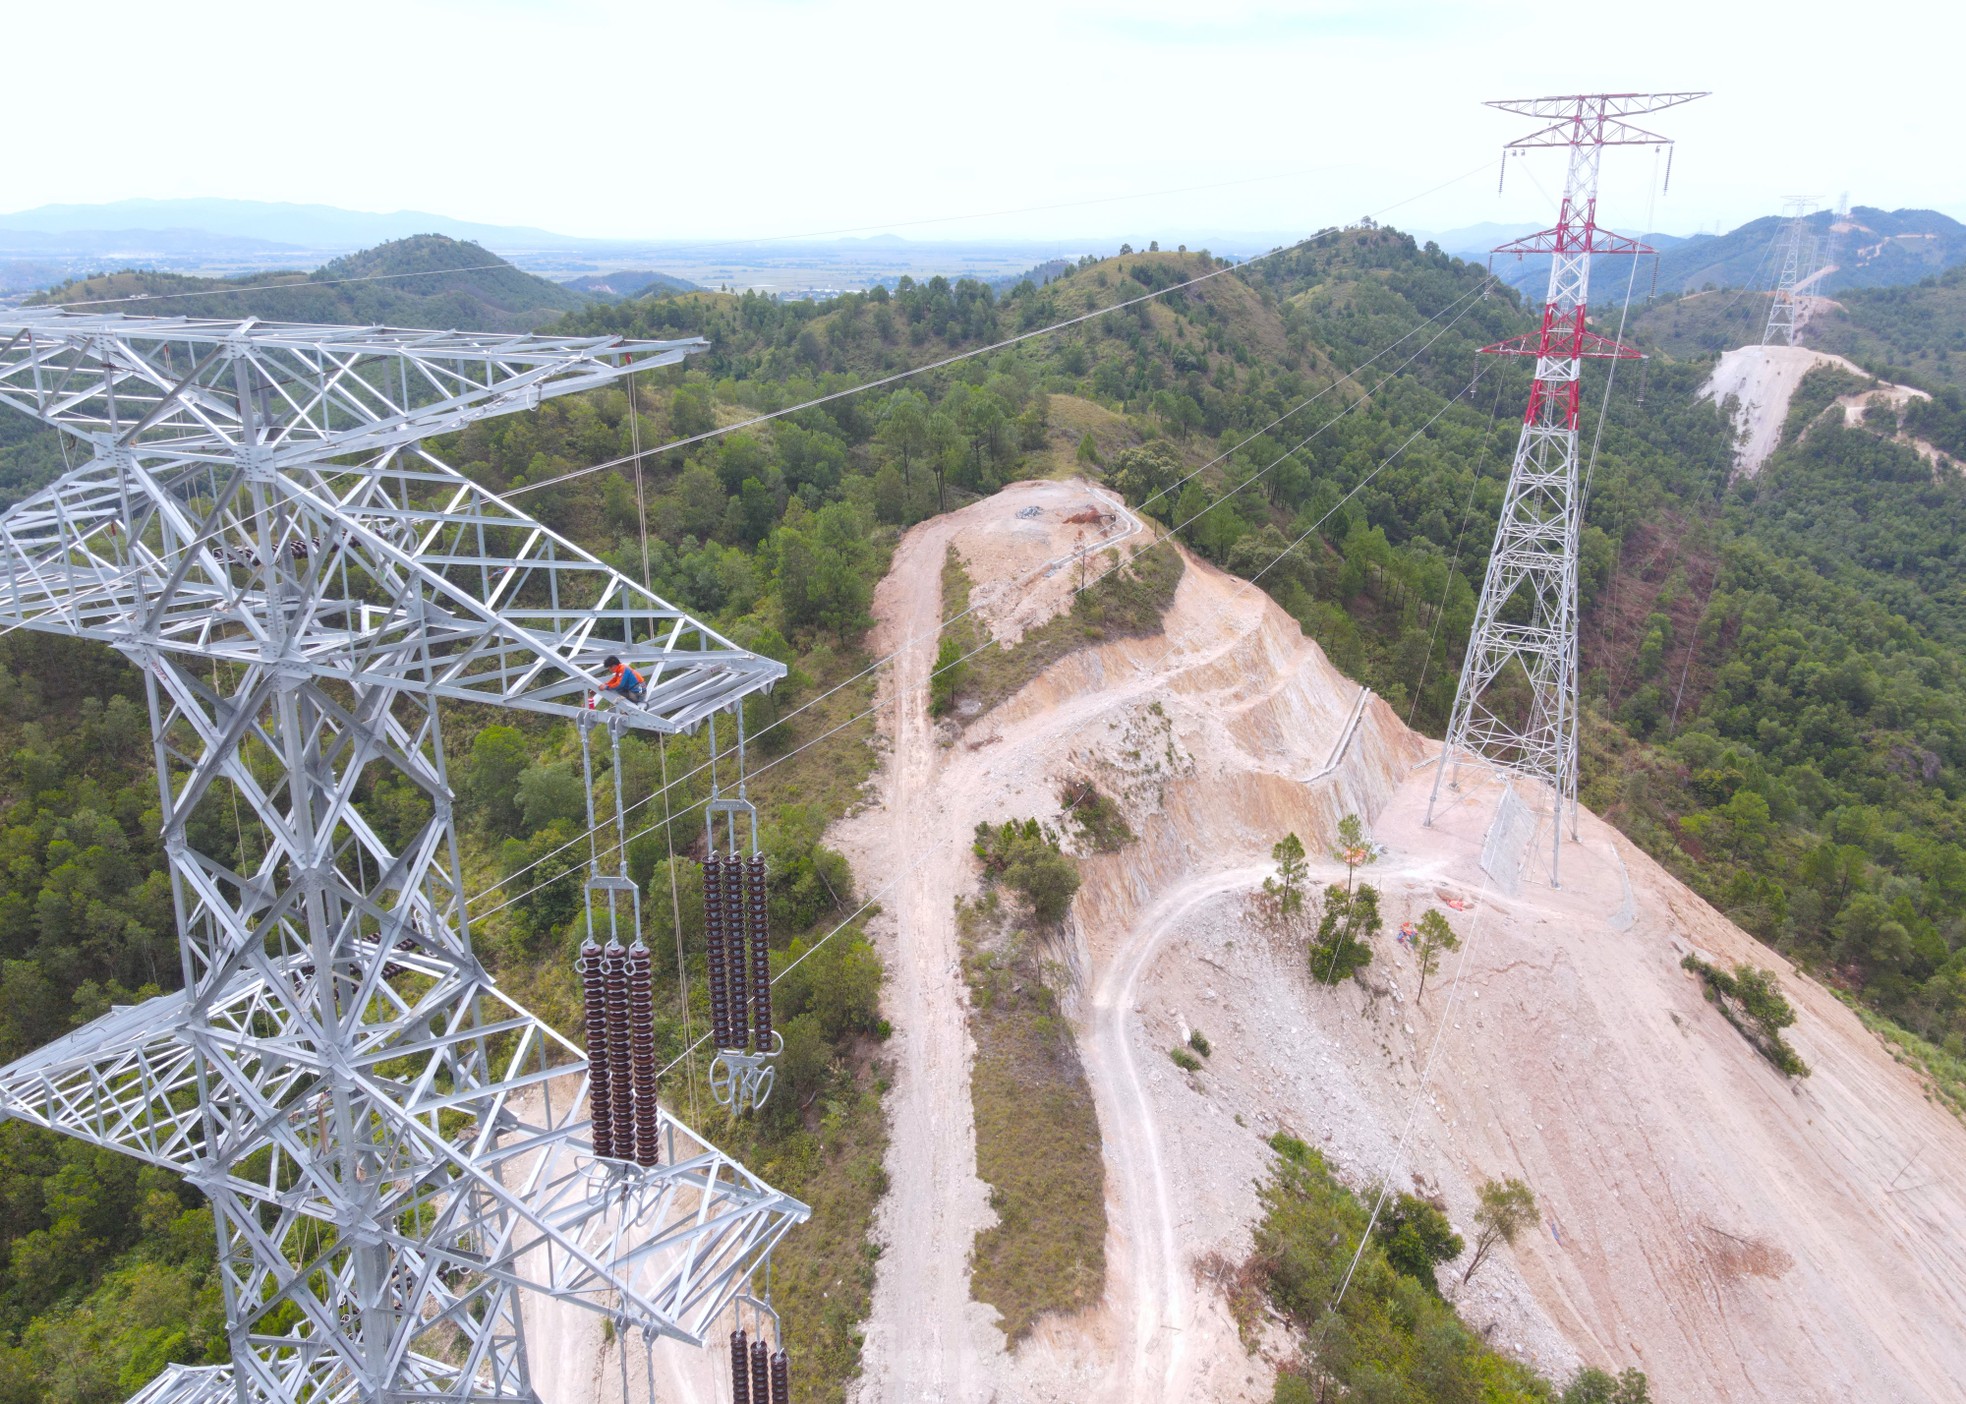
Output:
[1701, 342, 1935, 477]
[830, 479, 1966, 1404]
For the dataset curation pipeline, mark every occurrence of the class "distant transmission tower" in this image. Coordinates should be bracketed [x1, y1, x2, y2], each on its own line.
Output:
[1764, 198, 1818, 345]
[0, 313, 806, 1404]
[1429, 92, 1706, 884]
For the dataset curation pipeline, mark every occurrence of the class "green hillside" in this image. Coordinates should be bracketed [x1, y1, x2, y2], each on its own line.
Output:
[4, 223, 1966, 1399]
[1810, 263, 1966, 392]
[26, 234, 586, 331]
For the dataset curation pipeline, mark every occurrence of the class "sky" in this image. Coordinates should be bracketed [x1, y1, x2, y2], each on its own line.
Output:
[6, 0, 1959, 246]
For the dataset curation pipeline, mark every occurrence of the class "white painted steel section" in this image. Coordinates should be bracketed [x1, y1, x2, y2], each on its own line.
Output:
[0, 314, 805, 1404]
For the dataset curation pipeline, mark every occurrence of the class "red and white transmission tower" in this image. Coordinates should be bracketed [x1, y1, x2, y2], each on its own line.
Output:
[1429, 92, 1705, 885]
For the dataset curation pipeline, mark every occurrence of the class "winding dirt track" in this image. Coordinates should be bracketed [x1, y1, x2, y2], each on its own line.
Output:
[1082, 864, 1268, 1402]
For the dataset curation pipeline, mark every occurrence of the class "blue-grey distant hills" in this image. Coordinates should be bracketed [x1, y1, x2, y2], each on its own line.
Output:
[1649, 207, 1966, 294]
[25, 235, 586, 332]
[1428, 207, 1966, 299]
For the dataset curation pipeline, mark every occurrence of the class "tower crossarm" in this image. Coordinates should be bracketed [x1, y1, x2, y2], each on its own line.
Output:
[0, 446, 782, 732]
[1489, 225, 1655, 259]
[1486, 91, 1708, 149]
[0, 312, 705, 460]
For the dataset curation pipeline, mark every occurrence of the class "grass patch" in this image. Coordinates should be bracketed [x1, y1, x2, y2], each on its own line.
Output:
[1846, 996, 1966, 1122]
[739, 1078, 890, 1404]
[958, 891, 1106, 1341]
[936, 539, 1183, 723]
[1060, 777, 1135, 853]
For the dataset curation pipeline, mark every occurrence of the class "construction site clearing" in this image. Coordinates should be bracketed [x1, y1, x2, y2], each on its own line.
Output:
[573, 478, 1966, 1404]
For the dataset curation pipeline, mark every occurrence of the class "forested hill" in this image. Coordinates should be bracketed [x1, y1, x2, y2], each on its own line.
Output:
[550, 235, 1966, 1086]
[25, 234, 585, 331]
[1652, 206, 1966, 296]
[1, 235, 592, 505]
[4, 223, 1966, 1397]
[1809, 263, 1966, 392]
[558, 269, 700, 299]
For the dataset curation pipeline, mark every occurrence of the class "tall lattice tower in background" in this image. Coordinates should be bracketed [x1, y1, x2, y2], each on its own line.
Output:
[1430, 92, 1705, 884]
[0, 312, 807, 1404]
[1764, 199, 1819, 346]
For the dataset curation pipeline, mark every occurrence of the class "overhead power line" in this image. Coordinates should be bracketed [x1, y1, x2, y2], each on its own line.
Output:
[502, 158, 1499, 499]
[464, 276, 1500, 913]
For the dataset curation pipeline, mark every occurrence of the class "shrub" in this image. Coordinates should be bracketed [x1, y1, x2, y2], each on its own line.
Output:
[1187, 1030, 1211, 1057]
[1170, 1047, 1201, 1072]
[1681, 955, 1810, 1077]
[974, 818, 1082, 925]
[1462, 1176, 1538, 1285]
[1061, 779, 1134, 853]
[1372, 1191, 1463, 1295]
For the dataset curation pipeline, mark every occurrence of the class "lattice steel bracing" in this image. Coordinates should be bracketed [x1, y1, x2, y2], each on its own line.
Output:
[1764, 200, 1818, 346]
[1430, 93, 1705, 885]
[0, 311, 807, 1403]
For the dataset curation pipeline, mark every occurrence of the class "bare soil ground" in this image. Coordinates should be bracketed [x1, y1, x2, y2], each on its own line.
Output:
[1702, 343, 1937, 477]
[835, 480, 1966, 1404]
[524, 475, 1966, 1403]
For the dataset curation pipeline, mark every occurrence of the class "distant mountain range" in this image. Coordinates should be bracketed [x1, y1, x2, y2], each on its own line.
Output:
[1428, 207, 1966, 301]
[1651, 206, 1966, 295]
[28, 235, 587, 332]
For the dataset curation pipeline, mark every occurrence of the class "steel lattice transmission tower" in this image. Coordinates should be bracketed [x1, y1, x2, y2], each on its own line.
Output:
[1764, 199, 1820, 346]
[1429, 92, 1705, 883]
[0, 311, 808, 1404]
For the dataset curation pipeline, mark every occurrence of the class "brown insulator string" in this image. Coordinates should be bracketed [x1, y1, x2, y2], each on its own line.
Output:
[603, 940, 636, 1157]
[749, 1338, 770, 1403]
[770, 1348, 790, 1404]
[704, 855, 732, 1050]
[722, 852, 748, 1047]
[729, 1327, 750, 1404]
[580, 939, 613, 1161]
[746, 854, 772, 1051]
[627, 940, 659, 1166]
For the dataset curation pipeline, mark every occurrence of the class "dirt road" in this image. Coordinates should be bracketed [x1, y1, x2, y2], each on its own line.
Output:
[1082, 865, 1269, 1402]
[842, 500, 1013, 1403]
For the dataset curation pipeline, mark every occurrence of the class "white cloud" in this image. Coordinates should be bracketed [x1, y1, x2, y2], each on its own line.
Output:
[6, 0, 1958, 243]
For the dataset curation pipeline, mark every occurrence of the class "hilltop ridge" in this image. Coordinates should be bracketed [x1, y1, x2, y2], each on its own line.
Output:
[26, 234, 586, 331]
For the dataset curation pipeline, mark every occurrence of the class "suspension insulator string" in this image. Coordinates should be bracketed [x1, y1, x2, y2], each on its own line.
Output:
[749, 1338, 770, 1403]
[724, 844, 749, 1047]
[628, 939, 659, 1166]
[580, 940, 613, 1161]
[747, 853, 772, 1053]
[770, 1346, 790, 1404]
[729, 1327, 751, 1404]
[704, 852, 732, 1050]
[604, 940, 636, 1155]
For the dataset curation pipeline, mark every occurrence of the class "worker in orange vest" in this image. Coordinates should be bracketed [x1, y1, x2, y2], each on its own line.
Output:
[599, 655, 646, 705]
